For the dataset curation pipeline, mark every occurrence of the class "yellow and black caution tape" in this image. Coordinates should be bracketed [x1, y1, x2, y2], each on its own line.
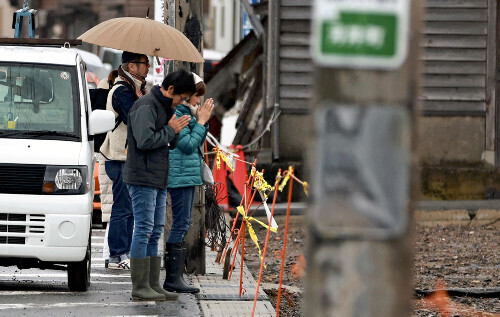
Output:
[214, 147, 235, 172]
[278, 166, 309, 196]
[216, 151, 221, 170]
[302, 181, 309, 197]
[278, 166, 293, 192]
[251, 169, 273, 196]
[237, 206, 277, 262]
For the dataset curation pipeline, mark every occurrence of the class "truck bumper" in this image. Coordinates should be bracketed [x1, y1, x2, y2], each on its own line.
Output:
[0, 193, 91, 262]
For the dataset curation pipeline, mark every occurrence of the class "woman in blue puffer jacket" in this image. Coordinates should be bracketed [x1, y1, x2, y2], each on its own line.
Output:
[163, 74, 214, 294]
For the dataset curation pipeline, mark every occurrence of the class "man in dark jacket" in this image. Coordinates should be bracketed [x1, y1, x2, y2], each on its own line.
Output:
[100, 51, 149, 271]
[123, 69, 194, 301]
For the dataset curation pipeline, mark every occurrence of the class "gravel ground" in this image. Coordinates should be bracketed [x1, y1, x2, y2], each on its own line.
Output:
[241, 214, 500, 317]
[413, 219, 500, 317]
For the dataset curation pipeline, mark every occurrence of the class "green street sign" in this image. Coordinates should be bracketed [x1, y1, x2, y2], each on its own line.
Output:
[321, 12, 397, 57]
[312, 0, 410, 69]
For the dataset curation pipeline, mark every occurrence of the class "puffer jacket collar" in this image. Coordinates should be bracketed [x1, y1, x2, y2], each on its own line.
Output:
[152, 85, 173, 109]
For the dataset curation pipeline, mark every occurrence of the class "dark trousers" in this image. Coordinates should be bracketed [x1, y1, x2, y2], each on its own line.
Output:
[105, 160, 134, 258]
[167, 186, 195, 244]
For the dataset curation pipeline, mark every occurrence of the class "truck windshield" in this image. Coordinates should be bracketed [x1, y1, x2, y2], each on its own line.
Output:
[0, 63, 80, 140]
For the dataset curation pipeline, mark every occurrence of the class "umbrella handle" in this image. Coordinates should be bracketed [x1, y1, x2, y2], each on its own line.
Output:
[154, 49, 161, 64]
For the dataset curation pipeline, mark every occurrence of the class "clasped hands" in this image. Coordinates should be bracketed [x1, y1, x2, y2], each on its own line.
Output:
[168, 98, 215, 133]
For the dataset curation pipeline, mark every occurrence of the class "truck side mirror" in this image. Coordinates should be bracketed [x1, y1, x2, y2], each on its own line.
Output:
[88, 109, 115, 135]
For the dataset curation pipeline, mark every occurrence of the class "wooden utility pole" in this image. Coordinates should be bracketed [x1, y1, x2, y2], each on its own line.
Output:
[164, 0, 205, 274]
[304, 1, 421, 316]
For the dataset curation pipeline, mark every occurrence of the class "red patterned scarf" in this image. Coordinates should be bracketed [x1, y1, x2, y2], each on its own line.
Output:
[117, 66, 147, 97]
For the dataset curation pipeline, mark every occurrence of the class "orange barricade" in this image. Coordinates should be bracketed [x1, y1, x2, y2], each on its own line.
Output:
[231, 145, 251, 199]
[228, 145, 257, 207]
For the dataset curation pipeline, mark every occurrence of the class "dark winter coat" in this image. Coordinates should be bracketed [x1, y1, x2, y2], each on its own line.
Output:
[123, 86, 178, 189]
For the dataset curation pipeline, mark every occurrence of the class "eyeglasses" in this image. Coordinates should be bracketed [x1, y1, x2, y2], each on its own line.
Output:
[134, 61, 150, 67]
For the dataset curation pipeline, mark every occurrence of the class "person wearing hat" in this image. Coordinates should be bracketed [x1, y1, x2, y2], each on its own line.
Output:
[123, 69, 194, 301]
[163, 73, 214, 294]
[100, 51, 150, 271]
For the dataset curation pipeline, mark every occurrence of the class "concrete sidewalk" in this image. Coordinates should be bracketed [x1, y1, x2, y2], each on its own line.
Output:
[192, 246, 275, 317]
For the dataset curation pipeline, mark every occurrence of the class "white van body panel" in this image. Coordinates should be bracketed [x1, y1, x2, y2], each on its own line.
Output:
[0, 139, 83, 165]
[0, 245, 88, 262]
[0, 46, 77, 65]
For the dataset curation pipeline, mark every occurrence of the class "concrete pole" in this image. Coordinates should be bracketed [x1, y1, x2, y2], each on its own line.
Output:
[165, 0, 204, 74]
[304, 1, 422, 316]
[164, 0, 206, 274]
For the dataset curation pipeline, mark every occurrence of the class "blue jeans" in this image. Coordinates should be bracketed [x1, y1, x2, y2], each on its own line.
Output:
[105, 160, 133, 258]
[128, 184, 167, 258]
[167, 186, 195, 244]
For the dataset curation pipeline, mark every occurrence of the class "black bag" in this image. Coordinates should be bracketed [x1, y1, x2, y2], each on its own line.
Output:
[89, 87, 112, 152]
[89, 80, 133, 152]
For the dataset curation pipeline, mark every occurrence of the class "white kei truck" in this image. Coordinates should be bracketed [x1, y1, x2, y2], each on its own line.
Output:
[0, 38, 115, 291]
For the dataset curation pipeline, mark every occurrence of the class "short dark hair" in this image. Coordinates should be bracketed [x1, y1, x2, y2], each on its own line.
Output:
[121, 51, 147, 63]
[161, 69, 196, 95]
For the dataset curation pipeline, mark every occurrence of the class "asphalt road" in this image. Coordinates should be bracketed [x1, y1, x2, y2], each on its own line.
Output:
[0, 227, 200, 317]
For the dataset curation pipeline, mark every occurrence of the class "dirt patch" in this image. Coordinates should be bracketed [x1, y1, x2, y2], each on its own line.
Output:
[241, 214, 500, 317]
[242, 215, 305, 317]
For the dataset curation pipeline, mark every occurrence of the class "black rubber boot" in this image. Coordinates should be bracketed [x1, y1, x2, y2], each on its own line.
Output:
[181, 243, 191, 284]
[162, 243, 200, 294]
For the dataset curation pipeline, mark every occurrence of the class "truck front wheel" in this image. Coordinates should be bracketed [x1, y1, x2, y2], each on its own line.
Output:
[67, 234, 91, 292]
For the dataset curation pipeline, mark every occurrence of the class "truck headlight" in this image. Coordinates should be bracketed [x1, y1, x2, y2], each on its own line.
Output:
[55, 169, 82, 189]
[43, 166, 87, 194]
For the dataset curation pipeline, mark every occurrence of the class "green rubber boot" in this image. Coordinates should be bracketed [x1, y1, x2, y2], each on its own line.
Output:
[131, 257, 166, 301]
[149, 256, 178, 300]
